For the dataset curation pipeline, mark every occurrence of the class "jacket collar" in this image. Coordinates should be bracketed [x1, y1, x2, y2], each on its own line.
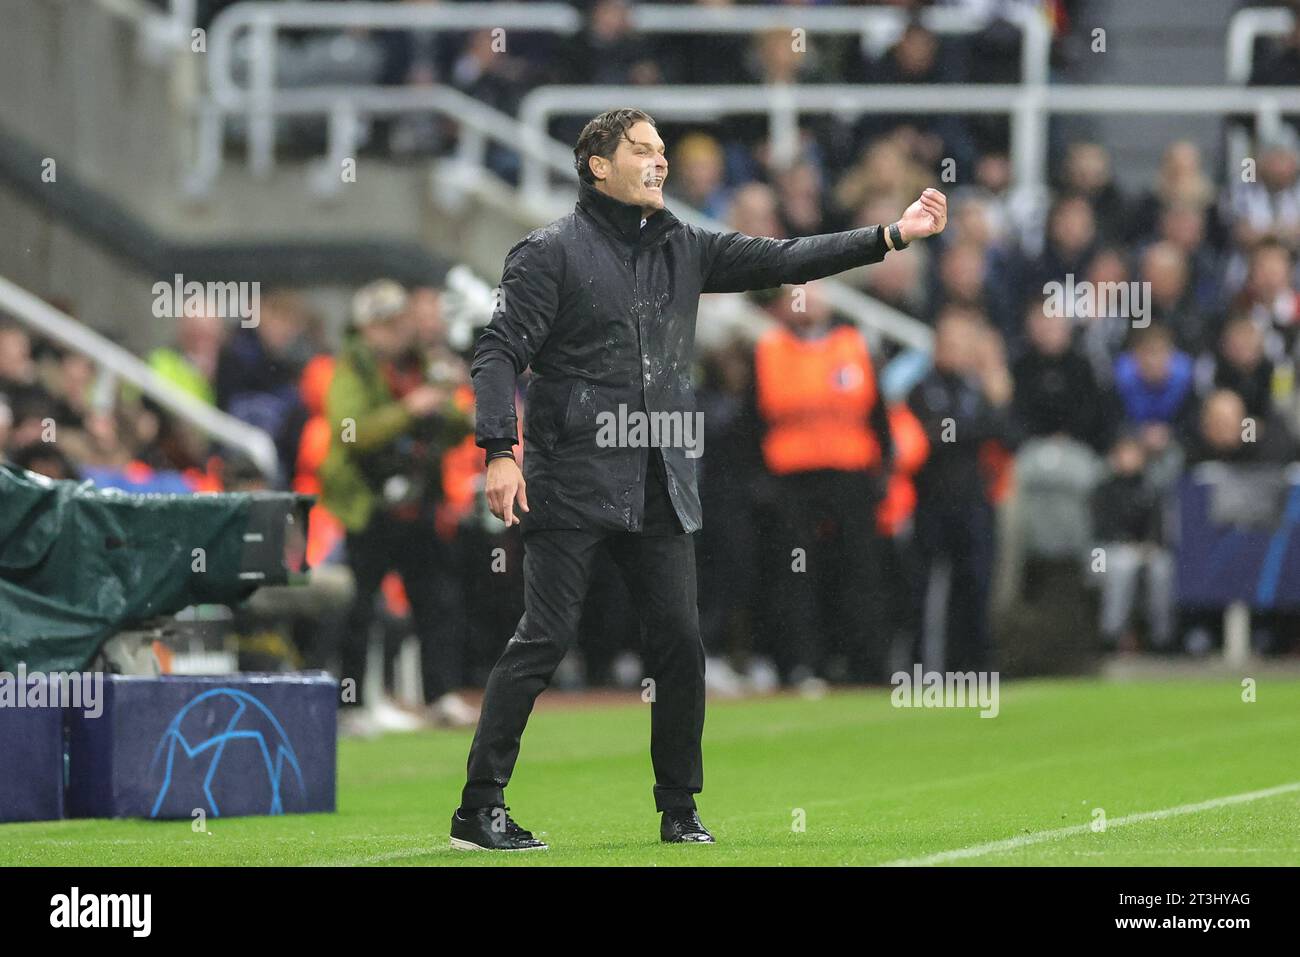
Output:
[576, 179, 678, 246]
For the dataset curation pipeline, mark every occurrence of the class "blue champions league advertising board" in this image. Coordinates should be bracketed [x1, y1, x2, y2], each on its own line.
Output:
[1176, 465, 1300, 611]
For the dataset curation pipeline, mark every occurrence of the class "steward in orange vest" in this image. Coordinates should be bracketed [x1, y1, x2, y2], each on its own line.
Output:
[754, 322, 891, 475]
[749, 284, 894, 685]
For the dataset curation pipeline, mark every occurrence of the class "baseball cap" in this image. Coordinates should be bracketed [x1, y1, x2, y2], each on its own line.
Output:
[352, 279, 409, 328]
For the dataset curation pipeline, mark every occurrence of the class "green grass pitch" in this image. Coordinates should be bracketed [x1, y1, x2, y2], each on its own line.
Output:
[3, 677, 1298, 866]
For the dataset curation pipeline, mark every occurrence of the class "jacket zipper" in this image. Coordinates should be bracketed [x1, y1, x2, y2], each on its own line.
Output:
[631, 239, 649, 530]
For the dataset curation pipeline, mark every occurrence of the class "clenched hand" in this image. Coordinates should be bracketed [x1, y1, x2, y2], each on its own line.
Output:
[896, 188, 948, 243]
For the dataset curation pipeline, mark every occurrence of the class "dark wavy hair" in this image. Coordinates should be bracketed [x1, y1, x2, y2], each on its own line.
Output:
[573, 108, 657, 185]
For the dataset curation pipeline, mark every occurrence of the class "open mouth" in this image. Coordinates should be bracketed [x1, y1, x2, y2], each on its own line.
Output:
[643, 173, 664, 191]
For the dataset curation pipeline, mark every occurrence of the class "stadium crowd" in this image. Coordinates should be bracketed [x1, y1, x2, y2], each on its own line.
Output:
[5, 0, 1300, 731]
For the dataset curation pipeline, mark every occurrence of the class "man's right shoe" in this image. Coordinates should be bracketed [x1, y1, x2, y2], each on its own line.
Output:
[450, 806, 548, 851]
[660, 807, 715, 843]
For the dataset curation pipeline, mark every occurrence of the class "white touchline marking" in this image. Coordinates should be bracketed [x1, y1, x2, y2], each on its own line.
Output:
[325, 846, 448, 867]
[881, 781, 1300, 867]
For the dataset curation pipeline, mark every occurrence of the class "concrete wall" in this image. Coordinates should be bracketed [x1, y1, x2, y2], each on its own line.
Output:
[0, 1, 447, 351]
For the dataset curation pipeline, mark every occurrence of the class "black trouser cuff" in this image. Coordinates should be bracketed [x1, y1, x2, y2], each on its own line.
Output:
[460, 786, 504, 811]
[654, 790, 698, 812]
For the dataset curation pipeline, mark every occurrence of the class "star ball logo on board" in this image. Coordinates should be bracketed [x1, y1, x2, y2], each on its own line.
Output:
[148, 688, 306, 818]
[50, 887, 151, 937]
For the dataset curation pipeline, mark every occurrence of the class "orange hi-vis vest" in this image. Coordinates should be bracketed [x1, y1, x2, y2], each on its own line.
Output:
[876, 402, 930, 536]
[292, 354, 346, 568]
[754, 324, 881, 475]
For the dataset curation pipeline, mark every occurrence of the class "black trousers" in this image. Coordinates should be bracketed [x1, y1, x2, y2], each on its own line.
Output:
[342, 510, 464, 707]
[914, 498, 996, 673]
[461, 450, 706, 812]
[767, 470, 887, 682]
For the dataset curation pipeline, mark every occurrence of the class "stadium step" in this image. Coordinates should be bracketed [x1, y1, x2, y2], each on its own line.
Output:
[1060, 0, 1237, 192]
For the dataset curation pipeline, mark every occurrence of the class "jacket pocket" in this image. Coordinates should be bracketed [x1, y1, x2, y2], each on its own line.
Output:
[561, 379, 589, 440]
[524, 377, 575, 451]
[562, 379, 610, 450]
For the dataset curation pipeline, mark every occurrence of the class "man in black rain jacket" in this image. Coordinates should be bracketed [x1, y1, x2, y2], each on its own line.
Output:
[450, 108, 947, 851]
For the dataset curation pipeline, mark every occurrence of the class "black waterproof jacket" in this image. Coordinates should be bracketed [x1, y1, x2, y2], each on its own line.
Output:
[471, 179, 892, 533]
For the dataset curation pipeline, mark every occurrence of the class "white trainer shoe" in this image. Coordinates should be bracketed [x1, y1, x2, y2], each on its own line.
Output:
[370, 696, 427, 732]
[430, 692, 479, 729]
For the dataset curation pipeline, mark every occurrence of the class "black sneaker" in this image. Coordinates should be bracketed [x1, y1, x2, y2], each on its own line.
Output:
[450, 806, 548, 851]
[660, 808, 715, 843]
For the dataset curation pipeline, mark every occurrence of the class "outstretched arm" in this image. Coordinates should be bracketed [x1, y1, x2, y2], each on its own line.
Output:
[700, 188, 947, 293]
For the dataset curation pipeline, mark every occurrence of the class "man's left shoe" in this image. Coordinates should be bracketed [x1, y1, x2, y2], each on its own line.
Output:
[660, 808, 715, 843]
[450, 806, 548, 851]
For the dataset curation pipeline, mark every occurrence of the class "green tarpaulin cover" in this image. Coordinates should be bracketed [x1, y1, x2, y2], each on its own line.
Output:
[0, 464, 255, 672]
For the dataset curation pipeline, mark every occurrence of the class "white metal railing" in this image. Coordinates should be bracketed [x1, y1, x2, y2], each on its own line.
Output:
[202, 1, 1050, 180]
[520, 83, 1300, 204]
[206, 3, 583, 179]
[520, 82, 1046, 203]
[187, 1, 1052, 359]
[1224, 7, 1297, 186]
[188, 78, 936, 353]
[191, 5, 1041, 357]
[1226, 6, 1295, 85]
[0, 275, 280, 478]
[628, 2, 1052, 85]
[187, 0, 1047, 352]
[92, 0, 198, 62]
[187, 83, 578, 198]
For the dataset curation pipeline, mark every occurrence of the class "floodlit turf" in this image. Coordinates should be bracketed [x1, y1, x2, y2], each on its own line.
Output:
[3, 677, 1299, 866]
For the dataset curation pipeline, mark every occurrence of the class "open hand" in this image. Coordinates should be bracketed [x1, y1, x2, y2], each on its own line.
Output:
[485, 456, 529, 526]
